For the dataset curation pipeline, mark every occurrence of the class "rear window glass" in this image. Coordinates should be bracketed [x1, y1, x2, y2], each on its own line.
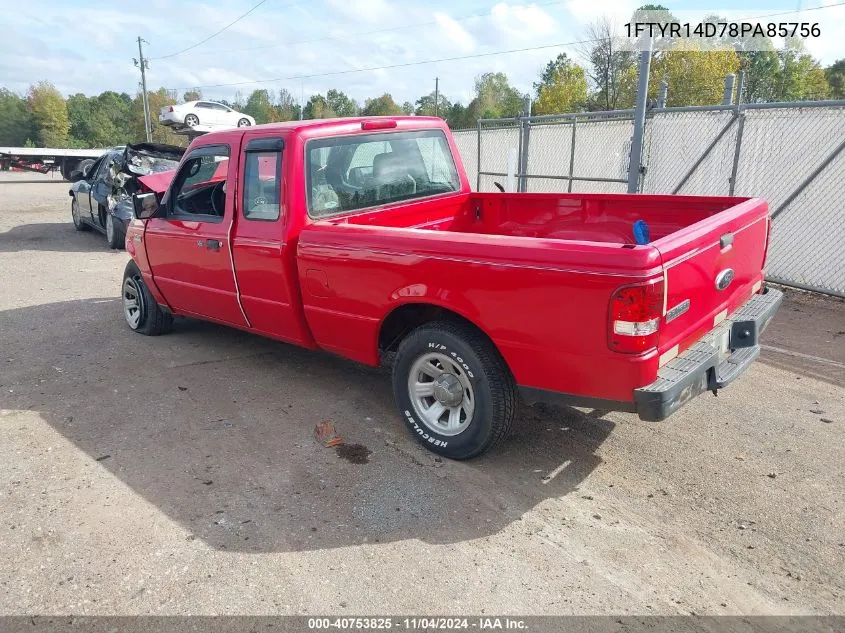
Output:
[306, 129, 460, 218]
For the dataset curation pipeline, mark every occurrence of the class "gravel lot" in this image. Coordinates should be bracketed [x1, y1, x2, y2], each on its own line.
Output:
[0, 171, 843, 616]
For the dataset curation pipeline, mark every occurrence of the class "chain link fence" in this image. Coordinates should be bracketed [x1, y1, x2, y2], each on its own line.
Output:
[453, 101, 845, 297]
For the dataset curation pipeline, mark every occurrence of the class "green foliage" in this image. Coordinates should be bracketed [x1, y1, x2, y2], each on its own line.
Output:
[183, 90, 202, 102]
[361, 93, 403, 116]
[244, 89, 275, 124]
[276, 89, 300, 121]
[826, 59, 845, 99]
[471, 72, 524, 119]
[27, 81, 69, 147]
[303, 94, 334, 119]
[533, 53, 588, 115]
[0, 88, 36, 146]
[414, 91, 451, 117]
[326, 89, 358, 117]
[130, 88, 184, 145]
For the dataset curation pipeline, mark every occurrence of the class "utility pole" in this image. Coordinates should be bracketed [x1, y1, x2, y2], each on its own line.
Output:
[133, 37, 152, 142]
[434, 77, 439, 118]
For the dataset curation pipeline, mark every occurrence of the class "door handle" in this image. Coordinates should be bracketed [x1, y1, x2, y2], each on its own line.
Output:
[206, 239, 221, 250]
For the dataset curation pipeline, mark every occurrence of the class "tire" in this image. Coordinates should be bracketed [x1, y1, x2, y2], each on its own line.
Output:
[105, 213, 124, 249]
[185, 113, 200, 127]
[237, 118, 251, 127]
[71, 198, 89, 231]
[122, 260, 173, 336]
[392, 320, 516, 460]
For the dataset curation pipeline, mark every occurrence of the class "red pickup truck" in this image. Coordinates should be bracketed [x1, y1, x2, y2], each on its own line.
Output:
[123, 116, 782, 459]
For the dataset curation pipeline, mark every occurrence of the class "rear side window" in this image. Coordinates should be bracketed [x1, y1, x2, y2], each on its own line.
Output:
[306, 129, 460, 218]
[243, 151, 281, 221]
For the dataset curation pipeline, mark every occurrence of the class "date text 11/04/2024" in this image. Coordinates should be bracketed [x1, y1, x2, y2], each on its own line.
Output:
[308, 617, 527, 629]
[625, 21, 821, 39]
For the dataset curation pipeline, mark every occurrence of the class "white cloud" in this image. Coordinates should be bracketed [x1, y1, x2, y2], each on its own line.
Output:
[434, 12, 476, 53]
[565, 0, 638, 24]
[490, 3, 559, 39]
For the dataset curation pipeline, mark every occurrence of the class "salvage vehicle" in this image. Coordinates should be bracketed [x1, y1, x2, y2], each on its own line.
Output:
[159, 100, 255, 131]
[69, 143, 183, 248]
[122, 116, 782, 459]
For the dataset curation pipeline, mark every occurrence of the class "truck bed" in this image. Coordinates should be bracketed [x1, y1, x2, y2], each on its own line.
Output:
[298, 191, 770, 406]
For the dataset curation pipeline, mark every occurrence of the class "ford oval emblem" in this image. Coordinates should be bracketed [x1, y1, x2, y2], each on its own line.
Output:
[715, 268, 735, 291]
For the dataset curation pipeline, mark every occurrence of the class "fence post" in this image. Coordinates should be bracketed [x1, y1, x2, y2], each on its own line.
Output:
[735, 70, 745, 105]
[476, 118, 482, 191]
[627, 37, 652, 193]
[568, 116, 577, 193]
[517, 95, 531, 193]
[657, 81, 668, 108]
[729, 109, 745, 196]
[723, 74, 736, 106]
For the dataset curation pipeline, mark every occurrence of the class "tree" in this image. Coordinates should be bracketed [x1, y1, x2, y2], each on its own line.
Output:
[326, 89, 358, 117]
[533, 53, 589, 115]
[361, 93, 403, 116]
[303, 94, 334, 119]
[27, 81, 69, 147]
[577, 17, 637, 110]
[130, 88, 184, 145]
[414, 91, 451, 117]
[0, 88, 35, 146]
[444, 103, 473, 129]
[649, 44, 741, 106]
[232, 91, 245, 111]
[401, 101, 414, 115]
[471, 72, 523, 118]
[183, 90, 202, 102]
[826, 59, 845, 99]
[244, 89, 275, 124]
[276, 88, 300, 121]
[775, 43, 830, 101]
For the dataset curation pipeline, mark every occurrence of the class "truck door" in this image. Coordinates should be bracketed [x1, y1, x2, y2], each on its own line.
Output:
[142, 143, 248, 327]
[231, 135, 310, 344]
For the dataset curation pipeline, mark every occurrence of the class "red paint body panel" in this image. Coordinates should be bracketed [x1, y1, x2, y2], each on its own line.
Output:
[126, 116, 772, 408]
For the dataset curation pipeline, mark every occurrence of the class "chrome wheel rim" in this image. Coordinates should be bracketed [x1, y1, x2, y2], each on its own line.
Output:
[122, 276, 143, 329]
[186, 114, 199, 126]
[106, 213, 114, 243]
[408, 352, 475, 436]
[71, 200, 80, 226]
[237, 118, 250, 127]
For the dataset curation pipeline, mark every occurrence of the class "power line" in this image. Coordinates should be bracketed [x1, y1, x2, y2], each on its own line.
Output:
[158, 0, 565, 59]
[168, 1, 845, 92]
[173, 39, 597, 91]
[150, 0, 273, 60]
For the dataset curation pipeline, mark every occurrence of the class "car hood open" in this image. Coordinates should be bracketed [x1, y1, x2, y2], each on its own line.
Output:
[121, 143, 185, 176]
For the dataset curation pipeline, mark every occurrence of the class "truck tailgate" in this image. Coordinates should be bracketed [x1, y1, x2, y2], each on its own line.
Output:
[653, 198, 770, 356]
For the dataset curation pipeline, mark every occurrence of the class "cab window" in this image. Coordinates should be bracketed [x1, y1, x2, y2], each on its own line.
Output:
[243, 151, 281, 221]
[168, 145, 230, 220]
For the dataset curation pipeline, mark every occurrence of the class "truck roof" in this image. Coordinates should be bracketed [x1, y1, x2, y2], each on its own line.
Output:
[192, 116, 446, 146]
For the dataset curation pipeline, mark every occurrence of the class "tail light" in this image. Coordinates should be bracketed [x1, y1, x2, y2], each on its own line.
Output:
[168, 106, 174, 112]
[609, 278, 665, 353]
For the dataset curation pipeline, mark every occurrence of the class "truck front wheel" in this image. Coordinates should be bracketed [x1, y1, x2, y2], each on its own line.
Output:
[122, 261, 173, 336]
[392, 320, 516, 460]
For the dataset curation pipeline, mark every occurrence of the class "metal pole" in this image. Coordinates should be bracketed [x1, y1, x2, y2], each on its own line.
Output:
[434, 77, 439, 118]
[627, 36, 652, 193]
[735, 70, 745, 105]
[723, 74, 736, 106]
[728, 111, 746, 196]
[568, 118, 577, 193]
[476, 119, 482, 191]
[518, 95, 531, 193]
[136, 37, 152, 142]
[657, 80, 668, 108]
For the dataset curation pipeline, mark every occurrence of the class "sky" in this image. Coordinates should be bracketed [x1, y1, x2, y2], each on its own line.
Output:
[0, 0, 843, 108]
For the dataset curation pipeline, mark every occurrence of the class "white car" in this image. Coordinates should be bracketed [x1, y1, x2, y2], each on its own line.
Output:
[159, 100, 255, 129]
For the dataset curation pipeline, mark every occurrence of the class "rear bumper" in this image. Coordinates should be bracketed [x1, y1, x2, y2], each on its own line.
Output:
[633, 287, 783, 421]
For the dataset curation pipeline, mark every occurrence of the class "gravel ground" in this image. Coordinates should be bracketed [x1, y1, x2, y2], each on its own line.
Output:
[0, 171, 843, 616]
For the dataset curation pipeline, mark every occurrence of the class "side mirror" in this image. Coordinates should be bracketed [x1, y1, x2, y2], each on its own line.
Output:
[133, 192, 160, 219]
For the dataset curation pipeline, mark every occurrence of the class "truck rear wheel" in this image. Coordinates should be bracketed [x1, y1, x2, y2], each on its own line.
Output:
[392, 320, 516, 460]
[122, 261, 173, 336]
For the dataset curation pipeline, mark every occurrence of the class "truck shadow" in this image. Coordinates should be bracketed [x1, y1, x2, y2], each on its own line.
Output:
[0, 298, 615, 553]
[0, 222, 108, 253]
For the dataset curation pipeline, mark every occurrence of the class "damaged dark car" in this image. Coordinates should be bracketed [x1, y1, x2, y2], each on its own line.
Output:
[68, 143, 184, 248]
